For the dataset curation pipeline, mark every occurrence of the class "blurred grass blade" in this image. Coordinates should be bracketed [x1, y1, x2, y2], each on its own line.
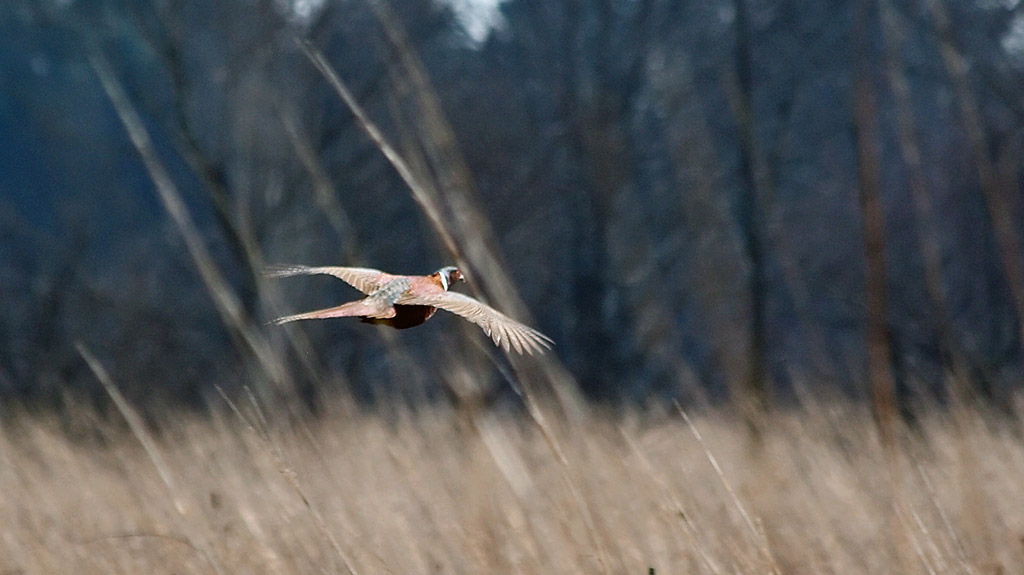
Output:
[76, 342, 226, 575]
[87, 41, 291, 398]
[676, 402, 780, 575]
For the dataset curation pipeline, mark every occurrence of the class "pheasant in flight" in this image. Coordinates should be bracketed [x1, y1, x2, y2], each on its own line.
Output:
[266, 264, 553, 355]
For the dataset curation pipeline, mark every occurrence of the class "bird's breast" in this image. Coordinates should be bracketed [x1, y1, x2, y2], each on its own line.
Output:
[361, 304, 437, 329]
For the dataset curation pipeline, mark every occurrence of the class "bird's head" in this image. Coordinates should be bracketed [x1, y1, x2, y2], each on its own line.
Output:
[435, 266, 464, 291]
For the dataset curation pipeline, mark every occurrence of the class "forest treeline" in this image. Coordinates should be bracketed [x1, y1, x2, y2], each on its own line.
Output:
[1, 0, 1023, 418]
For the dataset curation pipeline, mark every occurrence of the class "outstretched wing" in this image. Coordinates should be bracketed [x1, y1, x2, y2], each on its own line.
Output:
[265, 264, 388, 295]
[403, 291, 553, 355]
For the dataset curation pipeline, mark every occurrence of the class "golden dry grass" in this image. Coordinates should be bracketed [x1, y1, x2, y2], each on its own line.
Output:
[1, 395, 1023, 574]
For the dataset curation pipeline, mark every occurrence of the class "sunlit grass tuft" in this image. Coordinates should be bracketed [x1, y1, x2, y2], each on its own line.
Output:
[1, 394, 1022, 573]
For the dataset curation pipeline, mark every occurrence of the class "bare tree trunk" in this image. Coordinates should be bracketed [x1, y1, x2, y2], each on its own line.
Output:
[649, 43, 743, 408]
[851, 0, 897, 450]
[561, 0, 633, 398]
[730, 0, 770, 431]
[928, 0, 1024, 349]
[851, 4, 920, 571]
[878, 0, 972, 399]
[570, 110, 621, 398]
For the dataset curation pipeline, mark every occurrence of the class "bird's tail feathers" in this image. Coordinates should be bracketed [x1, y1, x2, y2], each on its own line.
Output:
[264, 264, 318, 279]
[269, 299, 395, 325]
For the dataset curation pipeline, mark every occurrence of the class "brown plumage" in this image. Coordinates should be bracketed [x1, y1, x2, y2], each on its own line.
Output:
[266, 264, 553, 355]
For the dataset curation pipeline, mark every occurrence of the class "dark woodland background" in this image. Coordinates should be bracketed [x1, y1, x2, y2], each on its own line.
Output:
[2, 0, 1024, 417]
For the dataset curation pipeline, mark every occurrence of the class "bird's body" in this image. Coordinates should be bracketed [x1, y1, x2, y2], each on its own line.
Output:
[362, 304, 437, 329]
[266, 264, 552, 355]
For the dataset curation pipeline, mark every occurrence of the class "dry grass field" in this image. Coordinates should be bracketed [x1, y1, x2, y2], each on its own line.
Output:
[1, 391, 1023, 574]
